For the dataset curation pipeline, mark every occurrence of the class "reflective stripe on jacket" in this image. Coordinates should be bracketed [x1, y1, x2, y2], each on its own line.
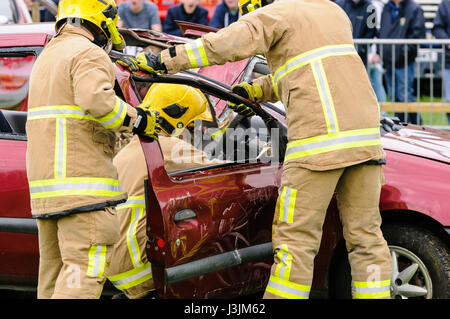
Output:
[26, 24, 138, 218]
[162, 0, 385, 171]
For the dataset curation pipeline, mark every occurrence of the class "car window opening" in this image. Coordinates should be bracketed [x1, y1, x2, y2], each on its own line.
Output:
[131, 77, 280, 176]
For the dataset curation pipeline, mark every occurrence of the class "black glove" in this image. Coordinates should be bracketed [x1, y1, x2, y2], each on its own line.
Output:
[231, 82, 263, 102]
[227, 101, 256, 117]
[115, 56, 139, 72]
[133, 107, 161, 140]
[135, 52, 167, 74]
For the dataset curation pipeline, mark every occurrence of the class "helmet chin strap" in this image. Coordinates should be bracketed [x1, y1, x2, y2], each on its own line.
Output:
[56, 18, 114, 53]
[103, 40, 113, 54]
[76, 18, 109, 48]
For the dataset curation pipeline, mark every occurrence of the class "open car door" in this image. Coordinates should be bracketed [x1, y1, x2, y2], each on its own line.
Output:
[135, 72, 287, 298]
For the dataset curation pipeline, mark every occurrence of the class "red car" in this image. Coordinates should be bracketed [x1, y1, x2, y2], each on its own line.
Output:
[0, 23, 449, 299]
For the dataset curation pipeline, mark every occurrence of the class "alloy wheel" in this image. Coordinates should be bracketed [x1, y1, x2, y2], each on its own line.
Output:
[389, 245, 432, 299]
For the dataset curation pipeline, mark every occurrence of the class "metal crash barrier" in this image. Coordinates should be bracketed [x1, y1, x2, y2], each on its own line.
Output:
[354, 38, 450, 130]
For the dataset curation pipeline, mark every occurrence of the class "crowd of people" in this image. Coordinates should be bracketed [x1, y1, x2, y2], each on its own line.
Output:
[114, 0, 240, 35]
[27, 0, 450, 125]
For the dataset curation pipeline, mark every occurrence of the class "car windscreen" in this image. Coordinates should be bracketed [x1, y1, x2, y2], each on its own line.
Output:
[0, 1, 16, 24]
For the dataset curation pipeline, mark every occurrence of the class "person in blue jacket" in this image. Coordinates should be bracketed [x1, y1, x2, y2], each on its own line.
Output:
[163, 0, 209, 37]
[379, 0, 425, 124]
[209, 0, 240, 29]
[336, 0, 378, 66]
[433, 0, 450, 125]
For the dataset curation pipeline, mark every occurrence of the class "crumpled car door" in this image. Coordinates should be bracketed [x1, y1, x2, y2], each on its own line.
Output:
[140, 74, 285, 299]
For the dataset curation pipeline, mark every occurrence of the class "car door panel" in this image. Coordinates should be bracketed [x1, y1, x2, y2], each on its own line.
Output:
[141, 138, 281, 298]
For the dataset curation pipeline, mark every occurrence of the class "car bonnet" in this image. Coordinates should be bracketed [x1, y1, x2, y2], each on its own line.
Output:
[381, 125, 450, 164]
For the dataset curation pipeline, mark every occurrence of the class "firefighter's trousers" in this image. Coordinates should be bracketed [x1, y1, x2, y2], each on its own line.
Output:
[107, 136, 154, 299]
[263, 163, 392, 299]
[36, 208, 120, 299]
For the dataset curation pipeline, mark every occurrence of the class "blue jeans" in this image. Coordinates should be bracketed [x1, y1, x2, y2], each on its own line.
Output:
[444, 69, 450, 125]
[368, 62, 387, 103]
[385, 63, 422, 124]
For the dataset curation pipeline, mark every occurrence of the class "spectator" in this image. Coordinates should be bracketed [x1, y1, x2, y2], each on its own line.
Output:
[24, 0, 59, 22]
[42, 0, 59, 22]
[163, 0, 209, 37]
[336, 0, 378, 66]
[118, 0, 162, 32]
[379, 0, 425, 124]
[209, 0, 240, 29]
[432, 0, 450, 125]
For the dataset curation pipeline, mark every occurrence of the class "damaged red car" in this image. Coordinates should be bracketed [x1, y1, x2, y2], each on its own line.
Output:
[0, 23, 449, 299]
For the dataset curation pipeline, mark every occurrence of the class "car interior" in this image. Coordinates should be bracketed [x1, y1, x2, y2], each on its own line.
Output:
[0, 109, 27, 141]
[130, 73, 285, 176]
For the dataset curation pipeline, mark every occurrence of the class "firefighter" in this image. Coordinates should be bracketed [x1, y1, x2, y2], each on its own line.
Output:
[122, 0, 393, 299]
[26, 0, 160, 299]
[108, 83, 223, 298]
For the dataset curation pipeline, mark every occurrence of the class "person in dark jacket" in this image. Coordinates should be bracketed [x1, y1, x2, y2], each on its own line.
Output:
[336, 0, 378, 66]
[42, 0, 59, 22]
[433, 0, 450, 125]
[163, 0, 209, 37]
[379, 0, 425, 124]
[209, 0, 240, 29]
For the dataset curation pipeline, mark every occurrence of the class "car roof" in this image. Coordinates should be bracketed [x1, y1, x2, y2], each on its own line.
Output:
[0, 23, 54, 47]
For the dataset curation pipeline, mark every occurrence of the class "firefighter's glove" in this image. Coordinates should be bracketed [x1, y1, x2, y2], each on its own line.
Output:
[135, 52, 167, 74]
[231, 82, 263, 102]
[227, 101, 256, 118]
[133, 107, 161, 140]
[115, 56, 140, 73]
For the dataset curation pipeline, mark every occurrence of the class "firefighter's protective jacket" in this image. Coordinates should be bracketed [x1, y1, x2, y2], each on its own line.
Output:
[26, 24, 138, 218]
[161, 0, 385, 171]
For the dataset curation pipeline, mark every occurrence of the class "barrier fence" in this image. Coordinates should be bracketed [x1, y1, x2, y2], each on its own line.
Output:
[354, 38, 450, 130]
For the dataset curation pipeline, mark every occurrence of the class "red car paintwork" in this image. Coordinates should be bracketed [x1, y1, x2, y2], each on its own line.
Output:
[0, 24, 449, 298]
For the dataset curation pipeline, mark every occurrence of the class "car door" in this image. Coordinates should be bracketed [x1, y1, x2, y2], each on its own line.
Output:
[0, 46, 43, 286]
[136, 73, 286, 298]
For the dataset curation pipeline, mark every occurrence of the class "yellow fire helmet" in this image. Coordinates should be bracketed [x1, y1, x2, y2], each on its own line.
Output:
[142, 83, 213, 137]
[56, 0, 125, 50]
[238, 0, 262, 15]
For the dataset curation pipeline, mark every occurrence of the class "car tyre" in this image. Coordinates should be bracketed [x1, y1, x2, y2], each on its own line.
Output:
[328, 223, 450, 299]
[382, 223, 450, 299]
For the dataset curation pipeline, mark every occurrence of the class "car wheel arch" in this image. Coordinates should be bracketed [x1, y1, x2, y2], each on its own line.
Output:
[380, 209, 450, 249]
[327, 209, 450, 299]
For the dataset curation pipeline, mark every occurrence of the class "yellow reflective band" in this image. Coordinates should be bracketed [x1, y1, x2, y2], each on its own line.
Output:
[353, 279, 391, 288]
[353, 280, 391, 299]
[97, 97, 127, 130]
[87, 245, 107, 278]
[265, 275, 310, 299]
[116, 198, 147, 270]
[29, 177, 124, 199]
[270, 74, 280, 101]
[210, 123, 230, 140]
[54, 117, 67, 179]
[279, 187, 296, 224]
[311, 60, 339, 134]
[108, 262, 152, 290]
[274, 244, 292, 281]
[185, 39, 209, 69]
[27, 102, 128, 130]
[354, 291, 391, 299]
[284, 128, 381, 161]
[127, 206, 145, 268]
[272, 44, 357, 95]
[27, 105, 97, 121]
[115, 196, 146, 210]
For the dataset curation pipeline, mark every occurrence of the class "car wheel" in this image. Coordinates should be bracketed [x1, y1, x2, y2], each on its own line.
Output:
[382, 224, 450, 299]
[328, 224, 450, 299]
